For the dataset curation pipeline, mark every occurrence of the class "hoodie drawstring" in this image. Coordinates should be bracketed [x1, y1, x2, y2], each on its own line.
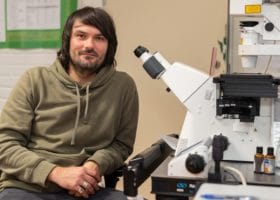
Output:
[84, 85, 90, 120]
[71, 84, 90, 145]
[71, 83, 81, 145]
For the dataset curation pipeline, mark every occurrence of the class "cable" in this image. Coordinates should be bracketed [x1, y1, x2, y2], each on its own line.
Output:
[223, 165, 247, 185]
[223, 170, 240, 183]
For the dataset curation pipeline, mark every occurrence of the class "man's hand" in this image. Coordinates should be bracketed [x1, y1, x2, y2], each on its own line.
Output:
[83, 160, 101, 182]
[47, 162, 101, 198]
[68, 161, 102, 197]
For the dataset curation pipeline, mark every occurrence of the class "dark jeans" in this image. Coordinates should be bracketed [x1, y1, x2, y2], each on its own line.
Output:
[0, 188, 127, 200]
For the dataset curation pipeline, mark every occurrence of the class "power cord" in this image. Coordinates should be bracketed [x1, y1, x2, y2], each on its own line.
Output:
[223, 165, 247, 185]
[223, 169, 240, 183]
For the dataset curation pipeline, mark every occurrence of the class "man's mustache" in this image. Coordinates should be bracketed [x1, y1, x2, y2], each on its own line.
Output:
[78, 49, 98, 56]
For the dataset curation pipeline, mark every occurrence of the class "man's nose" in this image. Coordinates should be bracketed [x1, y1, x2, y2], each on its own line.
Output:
[84, 38, 96, 49]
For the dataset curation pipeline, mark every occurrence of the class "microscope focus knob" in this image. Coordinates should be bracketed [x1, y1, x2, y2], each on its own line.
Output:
[265, 22, 274, 32]
[185, 154, 206, 174]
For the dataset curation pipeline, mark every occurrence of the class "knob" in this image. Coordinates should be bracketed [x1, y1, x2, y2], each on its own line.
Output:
[265, 22, 274, 32]
[185, 154, 206, 174]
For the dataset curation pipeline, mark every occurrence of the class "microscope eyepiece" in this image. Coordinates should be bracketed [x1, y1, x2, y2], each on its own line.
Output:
[134, 46, 149, 58]
[133, 45, 166, 79]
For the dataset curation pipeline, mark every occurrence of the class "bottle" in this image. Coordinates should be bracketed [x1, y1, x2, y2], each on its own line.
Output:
[264, 147, 276, 175]
[254, 146, 264, 174]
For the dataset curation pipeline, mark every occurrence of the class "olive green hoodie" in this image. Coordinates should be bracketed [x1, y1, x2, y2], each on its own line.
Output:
[0, 59, 139, 192]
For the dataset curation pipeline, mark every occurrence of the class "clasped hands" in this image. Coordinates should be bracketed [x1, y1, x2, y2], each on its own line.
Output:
[48, 161, 101, 198]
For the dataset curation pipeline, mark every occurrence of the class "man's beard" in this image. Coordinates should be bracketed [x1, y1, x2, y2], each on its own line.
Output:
[70, 50, 104, 75]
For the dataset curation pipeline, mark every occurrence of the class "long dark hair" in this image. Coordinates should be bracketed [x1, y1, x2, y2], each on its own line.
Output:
[57, 7, 118, 69]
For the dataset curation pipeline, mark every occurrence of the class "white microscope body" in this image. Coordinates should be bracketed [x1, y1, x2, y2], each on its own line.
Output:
[134, 0, 280, 179]
[135, 45, 278, 178]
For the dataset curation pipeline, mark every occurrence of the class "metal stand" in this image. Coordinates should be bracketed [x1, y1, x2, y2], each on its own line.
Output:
[123, 134, 177, 199]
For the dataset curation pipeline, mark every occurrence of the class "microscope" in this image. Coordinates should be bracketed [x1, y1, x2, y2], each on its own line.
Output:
[134, 44, 280, 179]
[124, 1, 280, 199]
[131, 0, 280, 179]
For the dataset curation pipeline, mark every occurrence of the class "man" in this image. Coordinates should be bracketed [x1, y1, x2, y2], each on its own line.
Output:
[0, 6, 139, 200]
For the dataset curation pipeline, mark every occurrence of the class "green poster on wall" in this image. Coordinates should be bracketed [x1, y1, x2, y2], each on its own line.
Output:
[0, 0, 77, 48]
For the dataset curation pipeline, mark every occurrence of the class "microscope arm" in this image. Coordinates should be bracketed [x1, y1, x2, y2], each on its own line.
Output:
[123, 134, 177, 198]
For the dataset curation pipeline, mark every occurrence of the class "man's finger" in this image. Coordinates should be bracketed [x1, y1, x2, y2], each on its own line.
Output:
[81, 181, 95, 194]
[77, 186, 89, 198]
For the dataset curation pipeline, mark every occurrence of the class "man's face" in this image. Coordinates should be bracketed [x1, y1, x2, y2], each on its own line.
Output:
[69, 19, 108, 74]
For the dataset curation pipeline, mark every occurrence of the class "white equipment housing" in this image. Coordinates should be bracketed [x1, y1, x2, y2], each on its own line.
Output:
[134, 0, 280, 178]
[135, 47, 277, 177]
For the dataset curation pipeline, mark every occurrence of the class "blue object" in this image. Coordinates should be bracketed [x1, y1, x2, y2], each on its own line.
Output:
[200, 193, 259, 200]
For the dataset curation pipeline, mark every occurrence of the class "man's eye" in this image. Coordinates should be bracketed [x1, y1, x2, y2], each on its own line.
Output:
[96, 36, 106, 41]
[77, 34, 86, 39]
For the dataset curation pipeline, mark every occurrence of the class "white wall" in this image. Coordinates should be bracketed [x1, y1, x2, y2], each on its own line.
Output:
[0, 49, 57, 110]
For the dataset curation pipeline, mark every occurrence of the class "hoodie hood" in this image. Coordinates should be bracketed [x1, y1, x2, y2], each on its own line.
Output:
[49, 59, 116, 145]
[50, 59, 116, 89]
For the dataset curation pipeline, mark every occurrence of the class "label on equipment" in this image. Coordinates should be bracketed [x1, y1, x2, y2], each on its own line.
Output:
[245, 5, 261, 14]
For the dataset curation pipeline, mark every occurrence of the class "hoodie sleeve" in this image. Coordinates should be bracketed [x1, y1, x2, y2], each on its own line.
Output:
[0, 70, 56, 187]
[88, 76, 139, 175]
